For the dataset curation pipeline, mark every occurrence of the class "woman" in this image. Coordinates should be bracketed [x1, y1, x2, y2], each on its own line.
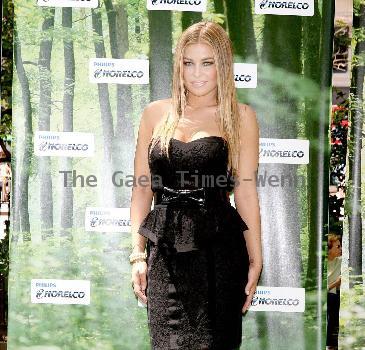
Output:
[130, 21, 262, 349]
[327, 234, 342, 350]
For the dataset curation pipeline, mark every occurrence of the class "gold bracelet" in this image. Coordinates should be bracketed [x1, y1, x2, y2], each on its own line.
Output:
[129, 251, 147, 264]
[130, 258, 146, 265]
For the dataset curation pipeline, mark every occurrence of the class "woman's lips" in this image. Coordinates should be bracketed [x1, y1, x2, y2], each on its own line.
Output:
[191, 81, 207, 87]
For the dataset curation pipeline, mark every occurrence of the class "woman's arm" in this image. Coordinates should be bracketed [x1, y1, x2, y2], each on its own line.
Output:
[234, 103, 263, 313]
[130, 100, 170, 304]
[328, 276, 341, 291]
[130, 104, 155, 254]
[130, 102, 161, 305]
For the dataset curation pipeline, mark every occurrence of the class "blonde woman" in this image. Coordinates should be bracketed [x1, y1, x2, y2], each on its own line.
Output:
[130, 21, 262, 349]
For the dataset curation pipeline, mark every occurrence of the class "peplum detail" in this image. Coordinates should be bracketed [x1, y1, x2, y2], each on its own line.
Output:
[138, 202, 249, 253]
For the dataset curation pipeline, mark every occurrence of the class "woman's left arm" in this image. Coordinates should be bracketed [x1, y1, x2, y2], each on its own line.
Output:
[233, 104, 263, 314]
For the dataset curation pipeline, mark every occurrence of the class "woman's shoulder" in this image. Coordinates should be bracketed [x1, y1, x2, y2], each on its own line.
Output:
[143, 98, 172, 128]
[144, 98, 172, 116]
[237, 103, 258, 135]
[237, 103, 256, 118]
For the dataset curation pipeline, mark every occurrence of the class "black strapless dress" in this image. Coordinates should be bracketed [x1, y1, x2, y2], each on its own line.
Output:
[138, 136, 250, 350]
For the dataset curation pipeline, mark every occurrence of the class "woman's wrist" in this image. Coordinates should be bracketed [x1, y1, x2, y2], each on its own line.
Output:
[132, 242, 146, 253]
[129, 251, 147, 264]
[249, 257, 263, 270]
[131, 258, 147, 265]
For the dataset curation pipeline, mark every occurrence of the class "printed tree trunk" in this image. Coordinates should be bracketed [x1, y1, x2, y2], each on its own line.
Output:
[225, 0, 257, 61]
[260, 16, 304, 349]
[224, 0, 257, 103]
[105, 0, 134, 207]
[311, 0, 335, 345]
[148, 10, 173, 101]
[60, 8, 74, 239]
[348, 2, 364, 287]
[91, 8, 115, 207]
[261, 16, 303, 282]
[303, 1, 322, 290]
[14, 28, 32, 241]
[105, 0, 132, 123]
[38, 9, 55, 240]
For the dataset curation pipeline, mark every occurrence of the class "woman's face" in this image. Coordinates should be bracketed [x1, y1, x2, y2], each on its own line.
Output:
[182, 42, 217, 99]
[329, 239, 342, 258]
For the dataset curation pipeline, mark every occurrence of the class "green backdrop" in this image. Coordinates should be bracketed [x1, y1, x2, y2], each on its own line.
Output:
[9, 0, 334, 349]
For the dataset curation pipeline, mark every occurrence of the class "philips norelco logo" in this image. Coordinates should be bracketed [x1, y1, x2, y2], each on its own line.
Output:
[151, 0, 201, 4]
[259, 0, 309, 9]
[250, 286, 305, 312]
[255, 0, 314, 16]
[234, 63, 257, 89]
[36, 289, 85, 299]
[235, 75, 252, 83]
[259, 138, 309, 164]
[37, 0, 98, 8]
[85, 207, 131, 233]
[31, 279, 90, 305]
[147, 0, 207, 12]
[251, 296, 300, 307]
[260, 149, 304, 158]
[34, 131, 95, 157]
[93, 69, 144, 79]
[89, 58, 149, 84]
[38, 142, 89, 152]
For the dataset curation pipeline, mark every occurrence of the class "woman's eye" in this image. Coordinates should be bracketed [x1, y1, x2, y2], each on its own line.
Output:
[183, 61, 213, 66]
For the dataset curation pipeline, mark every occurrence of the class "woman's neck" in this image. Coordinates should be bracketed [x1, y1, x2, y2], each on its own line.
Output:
[186, 91, 217, 109]
[328, 254, 336, 261]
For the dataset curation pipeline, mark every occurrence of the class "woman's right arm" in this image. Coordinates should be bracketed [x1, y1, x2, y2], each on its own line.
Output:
[130, 105, 155, 254]
[130, 104, 155, 304]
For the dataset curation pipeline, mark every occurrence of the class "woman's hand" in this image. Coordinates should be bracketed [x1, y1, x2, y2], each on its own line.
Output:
[131, 260, 148, 305]
[328, 276, 341, 291]
[242, 263, 262, 314]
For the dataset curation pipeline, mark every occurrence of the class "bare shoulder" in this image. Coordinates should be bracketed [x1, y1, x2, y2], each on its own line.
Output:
[142, 98, 172, 131]
[237, 103, 259, 141]
[238, 103, 257, 121]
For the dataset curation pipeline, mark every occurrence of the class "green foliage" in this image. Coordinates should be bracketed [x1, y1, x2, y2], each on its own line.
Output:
[0, 224, 9, 279]
[339, 277, 365, 349]
[203, 0, 225, 24]
[334, 19, 352, 72]
[8, 234, 150, 349]
[352, 1, 365, 66]
[7, 0, 337, 348]
[353, 0, 365, 15]
[351, 26, 365, 67]
[242, 62, 321, 127]
[1, 0, 14, 137]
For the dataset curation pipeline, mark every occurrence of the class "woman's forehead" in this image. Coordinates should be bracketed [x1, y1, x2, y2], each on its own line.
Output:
[183, 42, 213, 57]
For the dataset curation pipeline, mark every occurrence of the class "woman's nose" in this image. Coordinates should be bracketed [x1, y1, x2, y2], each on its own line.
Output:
[193, 65, 201, 77]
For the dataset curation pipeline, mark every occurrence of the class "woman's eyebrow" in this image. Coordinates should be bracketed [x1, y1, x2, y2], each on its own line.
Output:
[183, 56, 214, 60]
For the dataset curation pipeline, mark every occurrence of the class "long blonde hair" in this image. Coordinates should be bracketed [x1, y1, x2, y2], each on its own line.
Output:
[150, 21, 242, 178]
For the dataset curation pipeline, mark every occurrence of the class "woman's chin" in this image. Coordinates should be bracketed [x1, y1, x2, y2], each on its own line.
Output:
[187, 87, 215, 98]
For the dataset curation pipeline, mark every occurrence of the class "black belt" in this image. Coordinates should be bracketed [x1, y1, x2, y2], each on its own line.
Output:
[153, 185, 229, 208]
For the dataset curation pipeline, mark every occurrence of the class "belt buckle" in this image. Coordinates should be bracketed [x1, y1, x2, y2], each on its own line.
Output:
[161, 186, 206, 207]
